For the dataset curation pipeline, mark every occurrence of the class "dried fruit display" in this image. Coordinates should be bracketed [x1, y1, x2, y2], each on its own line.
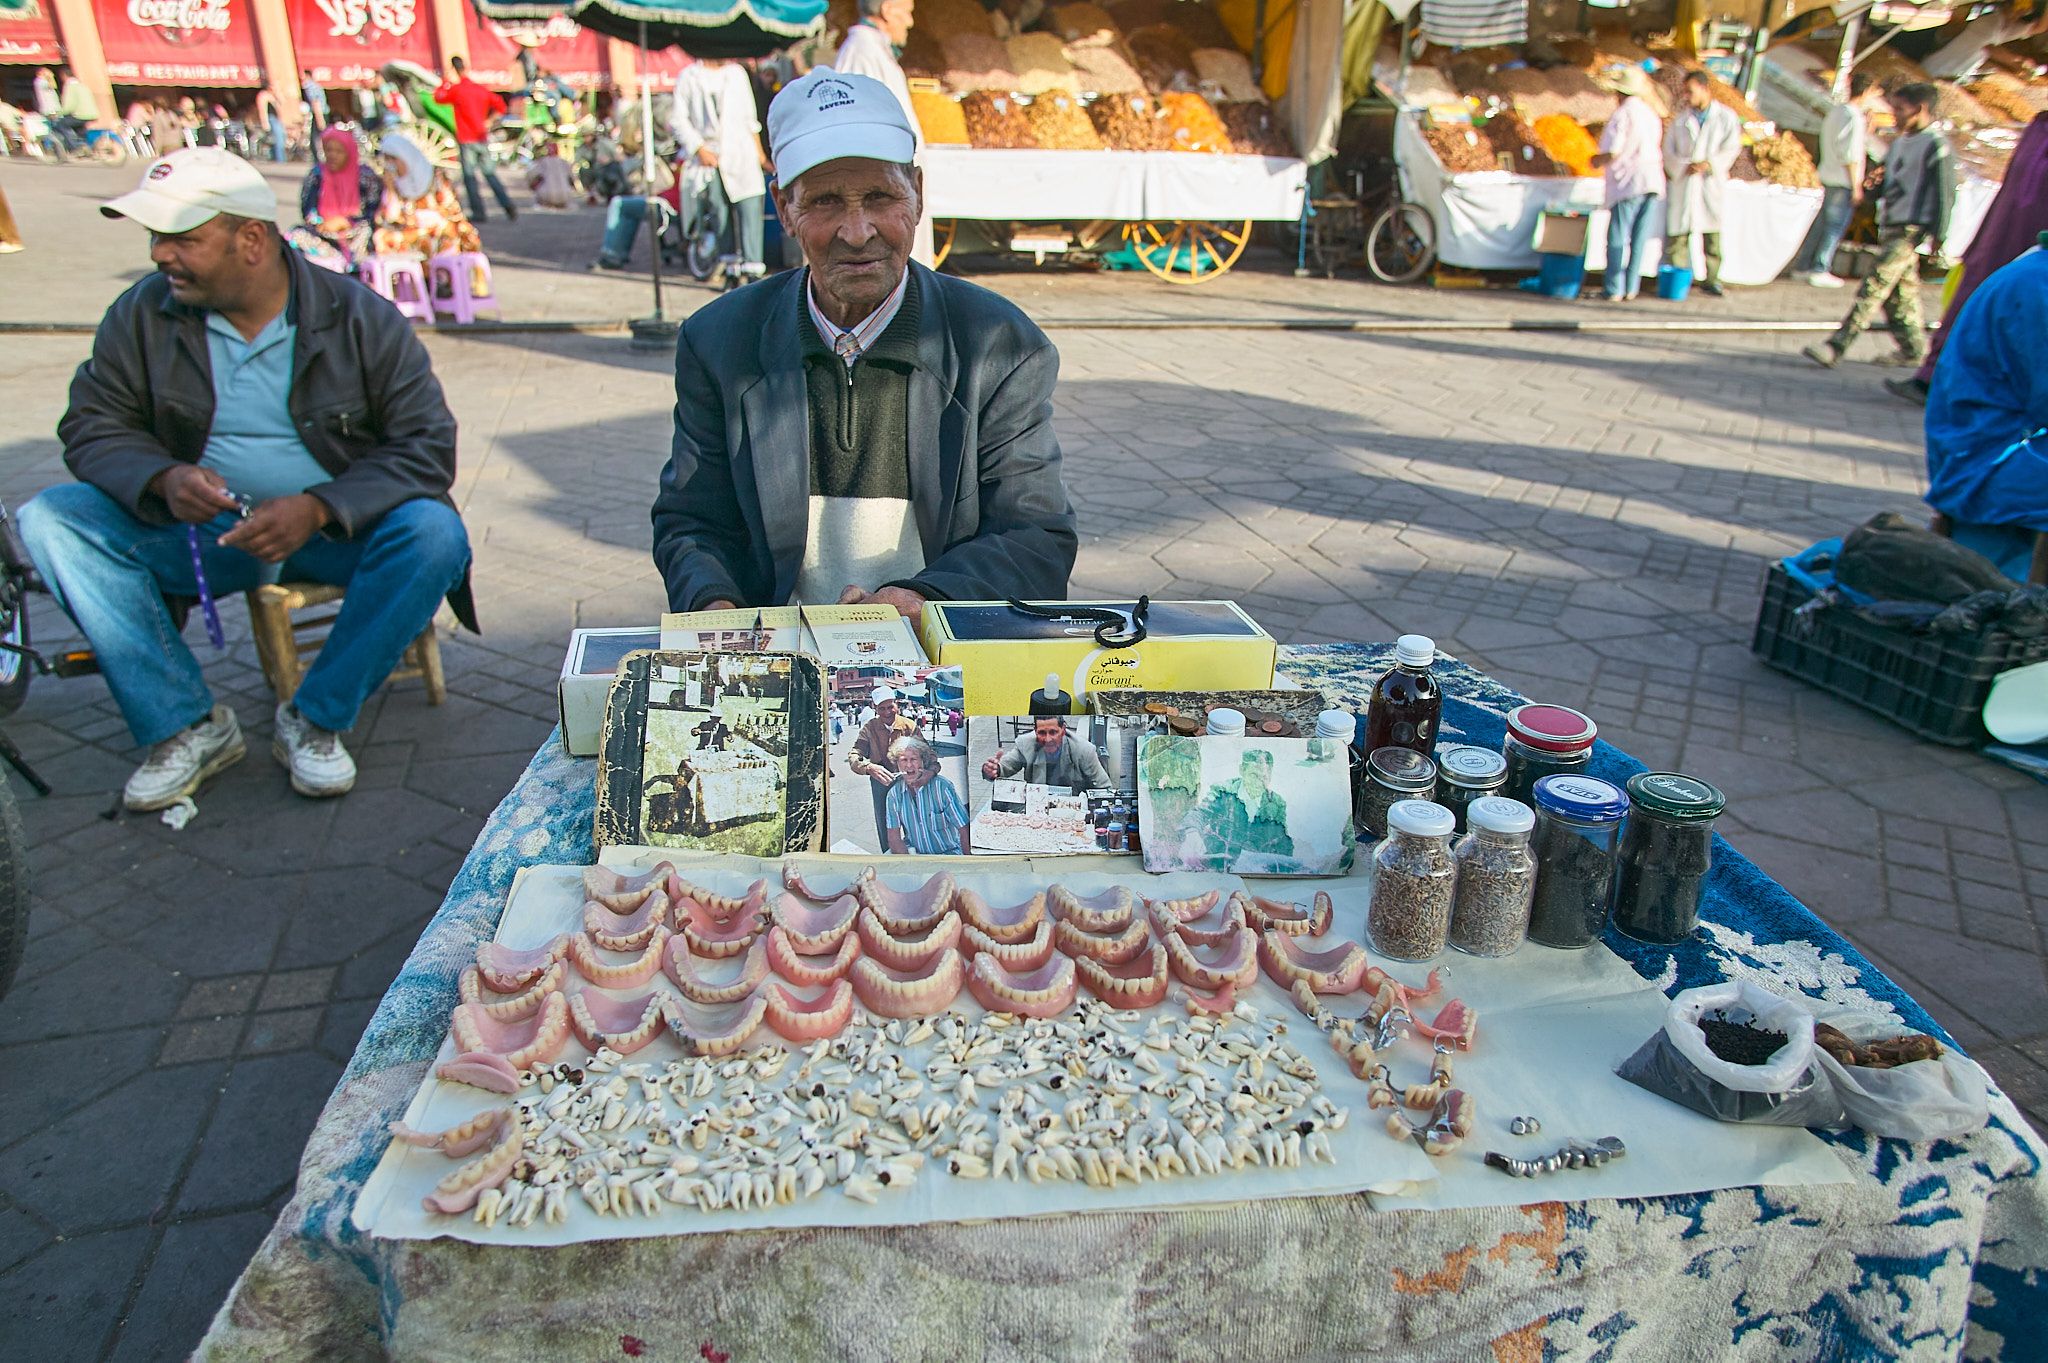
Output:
[1008, 33, 1082, 94]
[921, 0, 996, 42]
[1489, 64, 1609, 124]
[1935, 80, 2002, 128]
[1423, 122, 1497, 174]
[1025, 92, 1105, 149]
[901, 26, 947, 78]
[1532, 113, 1599, 177]
[1218, 101, 1292, 157]
[961, 91, 1039, 148]
[1159, 90, 1231, 152]
[911, 90, 973, 145]
[1749, 130, 1821, 189]
[1484, 111, 1567, 176]
[943, 33, 1023, 91]
[1730, 145, 1763, 181]
[1128, 24, 1198, 90]
[1049, 2, 1119, 43]
[1088, 92, 1173, 150]
[1972, 73, 2048, 122]
[1192, 48, 1261, 102]
[1398, 64, 1463, 109]
[1068, 43, 1145, 95]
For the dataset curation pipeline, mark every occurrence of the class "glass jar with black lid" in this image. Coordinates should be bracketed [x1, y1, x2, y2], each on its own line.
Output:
[1357, 746, 1437, 840]
[1612, 772, 1726, 944]
[1436, 745, 1507, 833]
[1501, 704, 1597, 806]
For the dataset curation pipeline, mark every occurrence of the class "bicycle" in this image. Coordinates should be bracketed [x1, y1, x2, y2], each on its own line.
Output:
[0, 502, 99, 1000]
[1301, 155, 1437, 285]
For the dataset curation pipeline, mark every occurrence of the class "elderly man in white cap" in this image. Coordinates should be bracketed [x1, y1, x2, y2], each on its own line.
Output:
[846, 682, 919, 843]
[18, 148, 475, 811]
[650, 68, 1076, 626]
[1590, 64, 1667, 302]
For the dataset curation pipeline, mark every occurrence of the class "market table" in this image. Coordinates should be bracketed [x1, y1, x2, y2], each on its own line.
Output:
[195, 644, 2048, 1362]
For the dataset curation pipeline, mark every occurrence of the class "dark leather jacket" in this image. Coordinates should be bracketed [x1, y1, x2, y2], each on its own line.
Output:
[57, 246, 478, 632]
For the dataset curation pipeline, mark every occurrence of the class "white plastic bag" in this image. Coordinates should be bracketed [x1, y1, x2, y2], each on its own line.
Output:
[1616, 981, 1844, 1126]
[1666, 981, 1816, 1092]
[1807, 1008, 1989, 1141]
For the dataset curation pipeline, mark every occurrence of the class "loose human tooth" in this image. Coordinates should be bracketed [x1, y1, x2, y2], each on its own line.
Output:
[843, 1175, 882, 1204]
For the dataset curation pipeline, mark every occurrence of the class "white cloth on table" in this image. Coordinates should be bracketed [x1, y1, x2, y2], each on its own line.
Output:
[1662, 102, 1742, 235]
[833, 22, 936, 267]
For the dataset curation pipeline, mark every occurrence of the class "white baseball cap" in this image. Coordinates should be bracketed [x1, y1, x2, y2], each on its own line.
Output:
[767, 66, 916, 186]
[871, 686, 898, 703]
[101, 147, 278, 234]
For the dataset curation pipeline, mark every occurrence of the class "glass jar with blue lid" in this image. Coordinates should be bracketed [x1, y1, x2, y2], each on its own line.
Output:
[1526, 774, 1631, 948]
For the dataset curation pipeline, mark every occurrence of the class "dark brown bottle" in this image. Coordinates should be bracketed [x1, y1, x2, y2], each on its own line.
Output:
[1362, 634, 1442, 760]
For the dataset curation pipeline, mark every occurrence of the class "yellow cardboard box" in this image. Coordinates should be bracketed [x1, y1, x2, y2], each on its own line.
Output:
[919, 600, 1276, 715]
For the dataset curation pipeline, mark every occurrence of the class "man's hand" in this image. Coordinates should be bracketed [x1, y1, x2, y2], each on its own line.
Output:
[981, 756, 1002, 780]
[219, 494, 330, 564]
[1590, 151, 1611, 169]
[837, 585, 927, 622]
[150, 464, 240, 524]
[868, 767, 898, 787]
[702, 598, 737, 611]
[695, 146, 718, 167]
[1689, 160, 1710, 176]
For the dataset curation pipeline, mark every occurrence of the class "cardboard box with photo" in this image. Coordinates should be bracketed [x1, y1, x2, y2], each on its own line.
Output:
[1135, 734, 1357, 877]
[963, 713, 1153, 855]
[595, 650, 827, 856]
[826, 665, 972, 857]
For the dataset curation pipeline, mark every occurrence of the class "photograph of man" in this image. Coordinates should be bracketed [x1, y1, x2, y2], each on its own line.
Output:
[980, 716, 1112, 791]
[847, 684, 918, 842]
[1183, 747, 1294, 864]
[884, 736, 970, 855]
[693, 711, 733, 752]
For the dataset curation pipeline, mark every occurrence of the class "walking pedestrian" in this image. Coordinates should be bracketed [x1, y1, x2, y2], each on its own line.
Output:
[0, 183, 22, 254]
[1805, 83, 1955, 370]
[1662, 69, 1742, 296]
[1792, 72, 1878, 286]
[301, 69, 327, 135]
[434, 56, 518, 223]
[1589, 64, 1665, 301]
[32, 67, 57, 121]
[671, 56, 770, 278]
[255, 86, 287, 162]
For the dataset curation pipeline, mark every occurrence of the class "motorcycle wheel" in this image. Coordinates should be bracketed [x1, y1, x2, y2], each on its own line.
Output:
[94, 137, 129, 166]
[0, 772, 27, 1001]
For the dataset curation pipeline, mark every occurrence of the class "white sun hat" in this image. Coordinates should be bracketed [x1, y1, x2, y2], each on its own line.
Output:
[101, 147, 277, 234]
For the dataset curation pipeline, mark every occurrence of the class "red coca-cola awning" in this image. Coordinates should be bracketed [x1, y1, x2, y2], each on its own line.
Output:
[286, 0, 438, 87]
[96, 0, 264, 85]
[0, 0, 64, 66]
[629, 43, 693, 85]
[462, 11, 602, 90]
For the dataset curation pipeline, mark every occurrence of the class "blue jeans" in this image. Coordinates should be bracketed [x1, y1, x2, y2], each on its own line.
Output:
[268, 113, 287, 162]
[599, 194, 650, 265]
[1605, 193, 1658, 298]
[458, 140, 515, 221]
[1796, 186, 1855, 275]
[18, 485, 470, 746]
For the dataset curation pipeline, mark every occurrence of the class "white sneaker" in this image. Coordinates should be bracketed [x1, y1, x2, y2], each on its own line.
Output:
[271, 702, 357, 798]
[1806, 272, 1847, 288]
[124, 705, 244, 811]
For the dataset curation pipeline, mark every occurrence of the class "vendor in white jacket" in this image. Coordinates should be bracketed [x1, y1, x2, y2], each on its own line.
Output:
[673, 58, 771, 276]
[834, 0, 936, 267]
[1663, 70, 1743, 297]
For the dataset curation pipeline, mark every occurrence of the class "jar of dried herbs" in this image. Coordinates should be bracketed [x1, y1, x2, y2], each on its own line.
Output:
[1612, 772, 1725, 944]
[1526, 774, 1630, 949]
[1358, 746, 1438, 840]
[1501, 704, 1597, 806]
[1368, 799, 1457, 961]
[1437, 745, 1507, 833]
[1449, 795, 1536, 957]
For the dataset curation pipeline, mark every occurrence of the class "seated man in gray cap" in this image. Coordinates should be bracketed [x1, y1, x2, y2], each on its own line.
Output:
[651, 67, 1077, 621]
[19, 147, 476, 811]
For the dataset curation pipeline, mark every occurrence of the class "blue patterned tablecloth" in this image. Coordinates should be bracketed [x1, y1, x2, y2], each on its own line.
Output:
[197, 645, 2047, 1363]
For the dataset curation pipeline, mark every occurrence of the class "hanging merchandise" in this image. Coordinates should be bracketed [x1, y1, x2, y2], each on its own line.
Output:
[1418, 0, 1528, 50]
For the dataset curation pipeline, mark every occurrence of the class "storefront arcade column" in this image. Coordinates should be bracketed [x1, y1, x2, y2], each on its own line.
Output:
[46, 0, 115, 126]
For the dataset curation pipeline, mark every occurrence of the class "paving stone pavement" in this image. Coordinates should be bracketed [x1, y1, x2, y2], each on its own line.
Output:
[1, 161, 2043, 1361]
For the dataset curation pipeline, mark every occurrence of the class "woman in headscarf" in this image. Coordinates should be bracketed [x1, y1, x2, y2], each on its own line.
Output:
[371, 131, 490, 296]
[289, 127, 382, 269]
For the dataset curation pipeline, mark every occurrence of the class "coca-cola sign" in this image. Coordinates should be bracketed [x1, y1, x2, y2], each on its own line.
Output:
[125, 0, 232, 30]
[287, 0, 436, 82]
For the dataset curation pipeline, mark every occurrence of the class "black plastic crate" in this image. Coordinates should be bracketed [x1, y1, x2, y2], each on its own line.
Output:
[1751, 562, 2048, 746]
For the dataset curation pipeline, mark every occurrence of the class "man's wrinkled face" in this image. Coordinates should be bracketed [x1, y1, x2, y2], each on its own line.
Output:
[875, 698, 899, 723]
[1033, 719, 1066, 753]
[775, 158, 922, 318]
[149, 214, 258, 309]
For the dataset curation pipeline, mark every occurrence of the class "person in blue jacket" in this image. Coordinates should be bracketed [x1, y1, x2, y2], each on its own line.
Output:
[1924, 236, 2048, 581]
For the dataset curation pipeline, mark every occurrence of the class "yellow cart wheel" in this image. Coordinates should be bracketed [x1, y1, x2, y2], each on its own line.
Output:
[933, 218, 957, 268]
[1122, 219, 1251, 284]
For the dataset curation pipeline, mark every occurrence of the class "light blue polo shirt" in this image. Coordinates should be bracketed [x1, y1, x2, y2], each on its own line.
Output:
[200, 309, 330, 504]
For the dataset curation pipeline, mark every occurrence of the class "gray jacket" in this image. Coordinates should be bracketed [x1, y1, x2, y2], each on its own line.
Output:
[651, 262, 1077, 610]
[58, 247, 478, 632]
[1879, 126, 1955, 242]
[994, 732, 1111, 790]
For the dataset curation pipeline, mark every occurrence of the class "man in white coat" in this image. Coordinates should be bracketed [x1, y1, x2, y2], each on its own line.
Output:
[834, 0, 936, 267]
[673, 58, 772, 275]
[1663, 69, 1743, 297]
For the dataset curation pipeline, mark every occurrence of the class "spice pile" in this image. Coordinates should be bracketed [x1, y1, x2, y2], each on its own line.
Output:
[1219, 103, 1293, 157]
[1026, 93, 1105, 151]
[943, 33, 1023, 92]
[1698, 1013, 1786, 1067]
[911, 91, 973, 147]
[1193, 47, 1262, 103]
[1484, 111, 1567, 175]
[1067, 44, 1146, 95]
[1008, 33, 1082, 95]
[1159, 91, 1232, 153]
[962, 92, 1040, 149]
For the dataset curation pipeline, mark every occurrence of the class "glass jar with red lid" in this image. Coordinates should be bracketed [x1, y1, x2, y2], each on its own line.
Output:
[1500, 704, 1597, 807]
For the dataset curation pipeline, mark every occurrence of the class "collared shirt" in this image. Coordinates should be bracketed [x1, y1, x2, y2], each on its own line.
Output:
[1597, 95, 1666, 207]
[200, 309, 330, 504]
[807, 269, 908, 366]
[1819, 99, 1868, 188]
[850, 713, 916, 774]
[992, 732, 1112, 790]
[886, 771, 969, 854]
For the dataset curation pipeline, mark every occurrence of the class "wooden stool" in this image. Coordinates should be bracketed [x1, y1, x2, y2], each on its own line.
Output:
[246, 582, 446, 707]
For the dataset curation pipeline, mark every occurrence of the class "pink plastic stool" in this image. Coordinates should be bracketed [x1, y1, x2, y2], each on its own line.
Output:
[359, 253, 434, 323]
[428, 251, 501, 324]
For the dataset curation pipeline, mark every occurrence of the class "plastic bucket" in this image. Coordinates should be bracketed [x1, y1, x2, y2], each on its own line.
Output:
[1657, 265, 1693, 301]
[1535, 251, 1585, 299]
